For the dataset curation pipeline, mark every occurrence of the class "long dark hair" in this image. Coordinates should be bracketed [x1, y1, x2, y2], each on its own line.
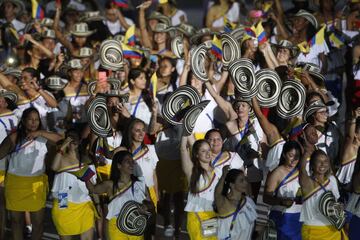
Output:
[222, 169, 244, 196]
[15, 107, 42, 147]
[279, 141, 302, 166]
[128, 68, 152, 111]
[309, 149, 331, 176]
[110, 150, 138, 194]
[158, 57, 178, 91]
[190, 140, 209, 194]
[121, 118, 146, 151]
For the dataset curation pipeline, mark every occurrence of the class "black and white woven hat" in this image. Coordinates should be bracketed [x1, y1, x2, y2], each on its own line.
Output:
[302, 63, 325, 86]
[0, 89, 17, 103]
[255, 69, 282, 108]
[99, 39, 123, 71]
[221, 33, 241, 67]
[86, 95, 112, 137]
[294, 10, 318, 29]
[303, 100, 327, 123]
[318, 191, 346, 230]
[190, 42, 211, 81]
[190, 28, 214, 45]
[87, 78, 122, 96]
[183, 100, 210, 135]
[276, 80, 306, 119]
[162, 85, 201, 125]
[70, 22, 96, 37]
[46, 76, 68, 91]
[171, 35, 184, 59]
[229, 58, 257, 100]
[271, 40, 300, 59]
[116, 201, 150, 236]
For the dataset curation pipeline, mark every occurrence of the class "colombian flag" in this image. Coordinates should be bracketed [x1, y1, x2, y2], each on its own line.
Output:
[224, 17, 236, 33]
[244, 27, 256, 38]
[122, 43, 143, 59]
[211, 35, 222, 60]
[329, 32, 344, 48]
[124, 25, 136, 46]
[255, 21, 267, 44]
[149, 72, 158, 98]
[154, 0, 168, 4]
[70, 166, 96, 182]
[113, 0, 129, 8]
[31, 0, 45, 20]
[309, 24, 326, 47]
[262, 1, 273, 15]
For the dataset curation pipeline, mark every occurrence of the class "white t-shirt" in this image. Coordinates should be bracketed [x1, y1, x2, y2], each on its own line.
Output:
[104, 19, 135, 35]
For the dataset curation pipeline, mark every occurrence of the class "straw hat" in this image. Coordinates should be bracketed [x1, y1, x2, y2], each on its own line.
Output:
[86, 95, 112, 137]
[183, 100, 210, 135]
[294, 10, 318, 29]
[73, 47, 93, 58]
[271, 40, 300, 59]
[221, 33, 241, 68]
[45, 76, 68, 91]
[255, 69, 282, 108]
[190, 42, 212, 82]
[80, 11, 104, 22]
[171, 35, 184, 59]
[303, 99, 327, 122]
[276, 80, 306, 119]
[116, 201, 150, 236]
[68, 59, 83, 70]
[0, 89, 17, 103]
[99, 40, 123, 71]
[70, 22, 96, 37]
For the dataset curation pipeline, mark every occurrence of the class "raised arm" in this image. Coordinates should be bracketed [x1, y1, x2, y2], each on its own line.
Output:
[251, 97, 281, 145]
[51, 137, 72, 172]
[259, 42, 279, 69]
[204, 80, 237, 121]
[179, 54, 191, 86]
[138, 1, 153, 49]
[299, 145, 315, 195]
[53, 6, 75, 55]
[23, 34, 55, 59]
[180, 136, 193, 182]
[0, 72, 26, 99]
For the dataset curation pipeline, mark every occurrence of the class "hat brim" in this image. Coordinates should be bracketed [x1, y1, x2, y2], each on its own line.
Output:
[70, 30, 96, 37]
[99, 40, 124, 71]
[190, 43, 210, 82]
[221, 33, 241, 67]
[86, 95, 112, 137]
[183, 100, 210, 135]
[88, 78, 122, 96]
[229, 58, 257, 100]
[190, 29, 215, 45]
[255, 69, 282, 108]
[0, 90, 18, 103]
[162, 85, 202, 125]
[271, 44, 300, 59]
[171, 35, 184, 59]
[276, 80, 306, 119]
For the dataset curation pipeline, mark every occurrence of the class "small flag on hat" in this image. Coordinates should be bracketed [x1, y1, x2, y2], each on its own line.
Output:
[211, 35, 222, 60]
[255, 21, 267, 44]
[31, 0, 45, 20]
[124, 25, 136, 46]
[309, 24, 326, 47]
[112, 0, 129, 8]
[149, 72, 158, 98]
[224, 17, 236, 33]
[122, 43, 143, 59]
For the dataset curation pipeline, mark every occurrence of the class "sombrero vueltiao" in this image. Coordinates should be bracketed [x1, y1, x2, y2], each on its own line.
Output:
[88, 78, 122, 96]
[190, 28, 215, 45]
[86, 95, 112, 137]
[162, 85, 201, 125]
[255, 69, 282, 108]
[271, 40, 300, 60]
[228, 58, 257, 100]
[221, 33, 241, 68]
[99, 39, 123, 71]
[70, 22, 96, 37]
[318, 191, 346, 230]
[0, 89, 17, 103]
[46, 76, 68, 91]
[171, 35, 184, 59]
[230, 26, 245, 43]
[276, 80, 306, 119]
[190, 41, 212, 82]
[176, 23, 197, 38]
[183, 100, 210, 135]
[302, 63, 325, 87]
[294, 10, 318, 29]
[117, 201, 150, 236]
[303, 99, 327, 123]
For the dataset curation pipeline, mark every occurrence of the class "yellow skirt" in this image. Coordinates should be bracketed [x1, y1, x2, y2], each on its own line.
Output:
[187, 211, 218, 240]
[5, 173, 48, 212]
[148, 186, 158, 211]
[107, 218, 144, 240]
[0, 170, 4, 185]
[302, 225, 348, 240]
[52, 200, 95, 236]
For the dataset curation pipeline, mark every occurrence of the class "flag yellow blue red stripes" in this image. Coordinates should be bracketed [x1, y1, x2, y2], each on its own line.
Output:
[124, 25, 136, 46]
[211, 35, 222, 60]
[309, 24, 326, 47]
[31, 0, 44, 19]
[255, 21, 267, 44]
[121, 43, 143, 59]
[70, 166, 95, 182]
[224, 17, 236, 33]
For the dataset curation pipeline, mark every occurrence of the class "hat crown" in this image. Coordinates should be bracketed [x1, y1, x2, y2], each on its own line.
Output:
[79, 47, 93, 56]
[278, 40, 293, 48]
[42, 29, 55, 39]
[40, 18, 54, 26]
[295, 9, 318, 29]
[69, 59, 83, 69]
[73, 22, 90, 33]
[304, 63, 321, 73]
[155, 22, 169, 31]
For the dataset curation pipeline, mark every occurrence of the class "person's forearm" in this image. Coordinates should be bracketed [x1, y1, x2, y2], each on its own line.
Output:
[39, 131, 63, 143]
[139, 9, 152, 49]
[38, 89, 58, 108]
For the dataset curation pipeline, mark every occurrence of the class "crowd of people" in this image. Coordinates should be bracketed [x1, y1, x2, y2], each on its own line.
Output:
[0, 0, 360, 239]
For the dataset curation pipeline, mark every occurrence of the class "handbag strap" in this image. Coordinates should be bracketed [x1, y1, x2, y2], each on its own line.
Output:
[274, 166, 298, 196]
[224, 198, 246, 240]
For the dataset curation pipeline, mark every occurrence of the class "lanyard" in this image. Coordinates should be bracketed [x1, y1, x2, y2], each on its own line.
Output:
[212, 152, 222, 167]
[158, 48, 167, 55]
[239, 120, 249, 140]
[311, 177, 328, 192]
[224, 200, 243, 240]
[132, 95, 142, 117]
[74, 82, 83, 101]
[274, 166, 298, 196]
[0, 119, 8, 132]
[132, 145, 142, 157]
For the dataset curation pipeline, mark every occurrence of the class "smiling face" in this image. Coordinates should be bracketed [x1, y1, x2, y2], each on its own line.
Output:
[292, 17, 308, 33]
[207, 131, 223, 154]
[131, 122, 146, 143]
[283, 148, 300, 168]
[196, 142, 212, 164]
[276, 48, 291, 63]
[118, 154, 135, 176]
[314, 108, 328, 124]
[312, 153, 330, 176]
[70, 69, 84, 83]
[154, 32, 167, 45]
[159, 59, 174, 78]
[24, 110, 40, 132]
